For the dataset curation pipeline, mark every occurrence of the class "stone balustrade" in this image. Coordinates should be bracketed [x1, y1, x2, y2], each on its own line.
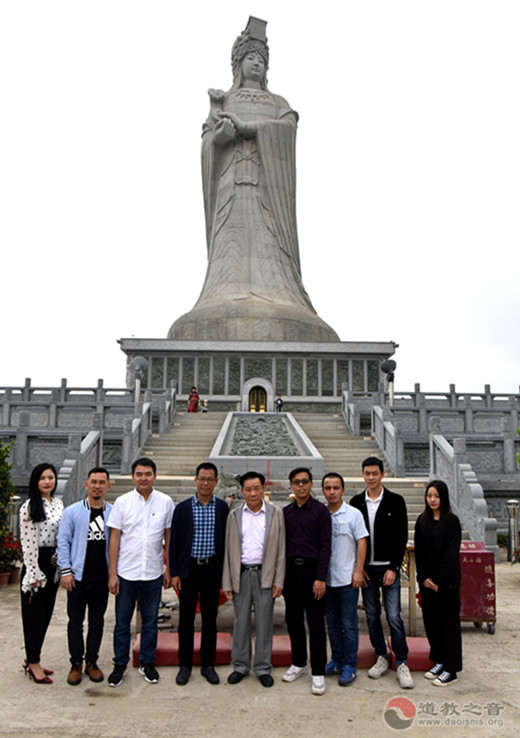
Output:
[0, 379, 177, 487]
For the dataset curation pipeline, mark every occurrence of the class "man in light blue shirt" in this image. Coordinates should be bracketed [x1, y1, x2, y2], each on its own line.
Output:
[57, 467, 112, 686]
[322, 472, 368, 686]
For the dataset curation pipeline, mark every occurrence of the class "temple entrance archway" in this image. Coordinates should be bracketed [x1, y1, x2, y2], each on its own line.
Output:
[249, 386, 266, 412]
[241, 377, 274, 412]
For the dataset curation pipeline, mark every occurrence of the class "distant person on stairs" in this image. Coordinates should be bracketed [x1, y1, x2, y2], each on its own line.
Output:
[188, 386, 200, 413]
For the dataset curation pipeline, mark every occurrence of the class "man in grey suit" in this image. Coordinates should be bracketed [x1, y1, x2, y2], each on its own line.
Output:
[222, 471, 285, 688]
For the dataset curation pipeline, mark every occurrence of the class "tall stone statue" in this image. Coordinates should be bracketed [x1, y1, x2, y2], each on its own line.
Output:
[168, 17, 339, 342]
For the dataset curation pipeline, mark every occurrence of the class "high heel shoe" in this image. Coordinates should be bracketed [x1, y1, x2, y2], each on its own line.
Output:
[27, 666, 53, 684]
[23, 660, 53, 676]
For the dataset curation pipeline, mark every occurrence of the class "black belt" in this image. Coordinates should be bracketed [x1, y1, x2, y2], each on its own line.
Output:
[191, 556, 216, 565]
[241, 563, 262, 572]
[290, 557, 317, 566]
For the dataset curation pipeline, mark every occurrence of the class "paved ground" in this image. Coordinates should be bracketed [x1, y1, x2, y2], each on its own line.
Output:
[1, 555, 519, 738]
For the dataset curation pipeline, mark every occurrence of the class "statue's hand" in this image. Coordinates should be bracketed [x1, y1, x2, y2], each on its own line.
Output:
[213, 116, 236, 146]
[218, 111, 256, 138]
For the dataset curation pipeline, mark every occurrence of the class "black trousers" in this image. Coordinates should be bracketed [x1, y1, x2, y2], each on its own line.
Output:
[67, 578, 109, 665]
[20, 547, 59, 664]
[178, 557, 220, 668]
[284, 558, 327, 675]
[420, 585, 462, 673]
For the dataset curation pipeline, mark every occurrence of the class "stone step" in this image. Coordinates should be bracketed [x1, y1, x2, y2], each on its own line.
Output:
[108, 409, 429, 539]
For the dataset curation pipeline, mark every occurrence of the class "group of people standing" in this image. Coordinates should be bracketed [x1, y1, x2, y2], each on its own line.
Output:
[18, 455, 462, 693]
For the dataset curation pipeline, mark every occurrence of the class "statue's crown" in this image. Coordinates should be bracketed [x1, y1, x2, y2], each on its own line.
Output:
[231, 16, 269, 74]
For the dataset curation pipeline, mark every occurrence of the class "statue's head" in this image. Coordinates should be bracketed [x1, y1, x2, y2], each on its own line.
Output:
[231, 17, 269, 89]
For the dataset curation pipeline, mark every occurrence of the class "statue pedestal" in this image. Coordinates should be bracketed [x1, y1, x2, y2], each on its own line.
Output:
[120, 338, 397, 412]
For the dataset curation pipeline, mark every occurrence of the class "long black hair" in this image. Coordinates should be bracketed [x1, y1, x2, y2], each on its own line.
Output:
[419, 479, 452, 527]
[27, 463, 58, 522]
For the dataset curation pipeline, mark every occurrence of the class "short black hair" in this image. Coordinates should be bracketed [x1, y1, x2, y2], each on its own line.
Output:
[87, 466, 110, 480]
[362, 456, 384, 472]
[196, 462, 218, 479]
[132, 457, 157, 474]
[240, 471, 266, 487]
[321, 472, 345, 489]
[289, 467, 313, 483]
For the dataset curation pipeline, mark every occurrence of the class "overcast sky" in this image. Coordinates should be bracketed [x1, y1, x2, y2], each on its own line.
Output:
[1, 1, 519, 394]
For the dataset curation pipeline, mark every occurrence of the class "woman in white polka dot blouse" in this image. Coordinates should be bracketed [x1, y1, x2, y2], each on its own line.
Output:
[19, 463, 64, 683]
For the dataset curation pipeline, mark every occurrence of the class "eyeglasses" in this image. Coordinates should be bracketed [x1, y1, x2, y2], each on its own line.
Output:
[291, 479, 311, 486]
[196, 477, 216, 484]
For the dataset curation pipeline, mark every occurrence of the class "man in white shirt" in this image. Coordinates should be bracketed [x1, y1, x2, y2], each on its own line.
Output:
[322, 473, 368, 687]
[106, 457, 174, 687]
[222, 471, 285, 687]
[350, 456, 414, 689]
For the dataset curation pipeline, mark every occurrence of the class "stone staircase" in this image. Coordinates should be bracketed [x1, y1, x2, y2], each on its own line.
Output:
[106, 411, 228, 503]
[107, 409, 428, 541]
[292, 412, 428, 541]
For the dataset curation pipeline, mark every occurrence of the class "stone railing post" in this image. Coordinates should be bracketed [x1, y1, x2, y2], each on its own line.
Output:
[1, 388, 11, 425]
[121, 417, 134, 474]
[413, 383, 421, 404]
[14, 411, 30, 472]
[49, 388, 59, 428]
[449, 383, 457, 407]
[93, 413, 103, 466]
[503, 427, 516, 473]
[96, 381, 106, 414]
[22, 378, 31, 402]
[463, 394, 474, 433]
[394, 422, 405, 477]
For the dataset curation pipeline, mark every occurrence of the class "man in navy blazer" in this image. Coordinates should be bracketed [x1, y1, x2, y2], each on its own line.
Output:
[170, 462, 229, 686]
[350, 456, 414, 689]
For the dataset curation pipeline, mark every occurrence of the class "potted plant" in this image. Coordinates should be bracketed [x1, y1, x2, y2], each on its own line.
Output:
[0, 442, 17, 586]
[0, 531, 23, 583]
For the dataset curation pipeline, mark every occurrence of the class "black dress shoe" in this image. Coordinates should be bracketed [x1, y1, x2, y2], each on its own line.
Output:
[176, 666, 191, 685]
[227, 670, 245, 684]
[259, 674, 274, 688]
[201, 665, 220, 685]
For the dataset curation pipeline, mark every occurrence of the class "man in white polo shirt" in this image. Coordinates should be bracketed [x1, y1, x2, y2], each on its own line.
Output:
[222, 471, 285, 687]
[106, 457, 174, 687]
[321, 472, 368, 687]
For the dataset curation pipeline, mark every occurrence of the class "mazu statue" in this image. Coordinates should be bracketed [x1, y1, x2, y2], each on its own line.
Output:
[168, 17, 339, 342]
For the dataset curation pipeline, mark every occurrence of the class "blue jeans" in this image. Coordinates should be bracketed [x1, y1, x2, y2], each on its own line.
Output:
[325, 584, 359, 669]
[362, 565, 408, 665]
[113, 575, 162, 666]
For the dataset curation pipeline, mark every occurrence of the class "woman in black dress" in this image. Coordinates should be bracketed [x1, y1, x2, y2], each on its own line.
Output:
[19, 463, 63, 683]
[414, 480, 462, 686]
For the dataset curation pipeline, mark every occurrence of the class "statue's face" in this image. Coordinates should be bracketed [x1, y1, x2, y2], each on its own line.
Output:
[241, 51, 265, 84]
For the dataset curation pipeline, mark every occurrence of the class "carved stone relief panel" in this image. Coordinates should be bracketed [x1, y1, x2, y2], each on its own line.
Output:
[439, 416, 465, 432]
[57, 410, 93, 428]
[275, 359, 288, 396]
[474, 415, 504, 433]
[213, 357, 226, 395]
[306, 359, 318, 396]
[11, 409, 49, 427]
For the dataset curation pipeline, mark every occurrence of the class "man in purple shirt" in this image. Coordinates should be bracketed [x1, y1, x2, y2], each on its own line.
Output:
[282, 467, 331, 695]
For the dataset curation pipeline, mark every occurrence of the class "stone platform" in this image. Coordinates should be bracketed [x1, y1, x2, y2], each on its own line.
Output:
[119, 338, 397, 412]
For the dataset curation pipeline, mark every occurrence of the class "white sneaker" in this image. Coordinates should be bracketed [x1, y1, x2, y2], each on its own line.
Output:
[311, 675, 326, 695]
[282, 664, 308, 682]
[368, 655, 389, 679]
[397, 663, 414, 689]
